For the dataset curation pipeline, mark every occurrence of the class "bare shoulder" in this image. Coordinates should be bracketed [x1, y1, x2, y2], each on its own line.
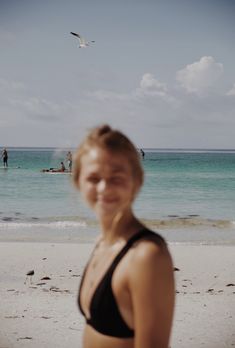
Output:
[128, 234, 173, 280]
[133, 233, 171, 261]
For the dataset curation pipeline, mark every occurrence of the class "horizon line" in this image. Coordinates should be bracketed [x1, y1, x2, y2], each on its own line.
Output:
[2, 146, 235, 152]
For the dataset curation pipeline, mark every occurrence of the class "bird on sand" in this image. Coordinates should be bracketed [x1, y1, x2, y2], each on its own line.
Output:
[25, 270, 35, 284]
[70, 32, 95, 48]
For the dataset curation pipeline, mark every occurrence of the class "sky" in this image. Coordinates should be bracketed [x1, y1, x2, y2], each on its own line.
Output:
[0, 0, 235, 149]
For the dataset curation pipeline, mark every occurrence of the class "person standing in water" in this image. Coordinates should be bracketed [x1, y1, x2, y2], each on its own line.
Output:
[66, 151, 73, 171]
[73, 125, 175, 348]
[2, 148, 8, 167]
[140, 148, 145, 159]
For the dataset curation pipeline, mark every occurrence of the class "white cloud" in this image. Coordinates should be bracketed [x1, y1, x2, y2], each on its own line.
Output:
[1, 65, 234, 148]
[137, 73, 168, 97]
[226, 83, 235, 96]
[87, 73, 180, 111]
[0, 78, 25, 91]
[0, 78, 61, 120]
[9, 97, 61, 120]
[176, 56, 224, 94]
[135, 73, 179, 106]
[89, 74, 171, 102]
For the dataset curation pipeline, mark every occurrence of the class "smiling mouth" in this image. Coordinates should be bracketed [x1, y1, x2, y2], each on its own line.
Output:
[97, 197, 118, 204]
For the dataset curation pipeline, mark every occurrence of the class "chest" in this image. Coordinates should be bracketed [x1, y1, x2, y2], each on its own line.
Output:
[80, 245, 131, 320]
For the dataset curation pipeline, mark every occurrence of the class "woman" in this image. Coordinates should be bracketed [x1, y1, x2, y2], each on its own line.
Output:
[73, 125, 175, 348]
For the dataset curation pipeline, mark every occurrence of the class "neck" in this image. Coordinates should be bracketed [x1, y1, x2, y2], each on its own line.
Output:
[98, 209, 142, 244]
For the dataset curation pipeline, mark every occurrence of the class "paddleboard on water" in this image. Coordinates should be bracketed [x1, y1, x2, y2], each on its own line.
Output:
[41, 168, 71, 174]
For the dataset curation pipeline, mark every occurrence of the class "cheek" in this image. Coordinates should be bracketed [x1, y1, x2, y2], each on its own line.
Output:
[129, 181, 140, 201]
[79, 181, 96, 202]
[119, 181, 137, 201]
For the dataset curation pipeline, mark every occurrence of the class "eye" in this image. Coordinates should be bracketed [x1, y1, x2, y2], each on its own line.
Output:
[110, 176, 124, 184]
[87, 176, 100, 184]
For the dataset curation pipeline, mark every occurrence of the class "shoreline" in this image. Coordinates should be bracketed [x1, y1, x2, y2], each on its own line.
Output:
[0, 240, 234, 348]
[0, 221, 235, 246]
[0, 239, 235, 246]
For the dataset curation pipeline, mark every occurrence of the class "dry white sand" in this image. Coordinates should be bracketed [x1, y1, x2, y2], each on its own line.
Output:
[0, 241, 234, 348]
[169, 244, 235, 348]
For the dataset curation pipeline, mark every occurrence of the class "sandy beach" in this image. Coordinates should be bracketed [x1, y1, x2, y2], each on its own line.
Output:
[0, 240, 234, 348]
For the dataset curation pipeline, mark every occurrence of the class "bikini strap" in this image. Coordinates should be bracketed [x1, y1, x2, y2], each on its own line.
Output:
[108, 229, 164, 274]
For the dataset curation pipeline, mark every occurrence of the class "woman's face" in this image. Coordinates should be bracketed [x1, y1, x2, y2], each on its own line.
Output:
[78, 147, 139, 221]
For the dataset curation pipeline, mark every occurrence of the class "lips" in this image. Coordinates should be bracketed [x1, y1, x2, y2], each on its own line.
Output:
[97, 196, 118, 204]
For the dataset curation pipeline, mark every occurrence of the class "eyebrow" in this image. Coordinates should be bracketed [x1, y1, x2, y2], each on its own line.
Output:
[110, 165, 128, 173]
[88, 166, 127, 175]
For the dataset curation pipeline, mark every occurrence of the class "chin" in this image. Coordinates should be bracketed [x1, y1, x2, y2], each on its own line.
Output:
[95, 205, 120, 219]
[96, 208, 118, 218]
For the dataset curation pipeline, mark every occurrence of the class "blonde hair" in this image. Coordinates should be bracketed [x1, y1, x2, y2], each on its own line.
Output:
[73, 124, 144, 188]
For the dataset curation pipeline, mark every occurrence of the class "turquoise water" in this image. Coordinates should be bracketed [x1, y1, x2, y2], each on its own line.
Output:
[0, 148, 235, 244]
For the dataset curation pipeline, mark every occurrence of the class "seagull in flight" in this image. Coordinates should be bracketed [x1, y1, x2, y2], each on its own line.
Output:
[70, 32, 95, 48]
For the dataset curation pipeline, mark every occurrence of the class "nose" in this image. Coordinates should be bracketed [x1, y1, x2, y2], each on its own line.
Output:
[97, 179, 107, 193]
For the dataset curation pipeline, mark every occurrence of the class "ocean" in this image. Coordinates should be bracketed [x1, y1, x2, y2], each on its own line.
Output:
[0, 148, 235, 244]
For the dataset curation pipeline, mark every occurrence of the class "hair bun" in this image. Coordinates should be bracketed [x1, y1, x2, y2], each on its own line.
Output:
[97, 124, 112, 136]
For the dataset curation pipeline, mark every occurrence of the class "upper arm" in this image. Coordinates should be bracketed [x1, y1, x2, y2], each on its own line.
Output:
[128, 242, 175, 348]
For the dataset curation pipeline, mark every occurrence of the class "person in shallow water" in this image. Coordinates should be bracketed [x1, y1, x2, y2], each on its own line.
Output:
[2, 148, 8, 167]
[60, 162, 66, 172]
[140, 148, 145, 159]
[73, 125, 175, 348]
[66, 151, 73, 171]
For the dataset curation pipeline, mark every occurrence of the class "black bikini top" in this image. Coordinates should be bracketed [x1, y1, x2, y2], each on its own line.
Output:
[78, 229, 165, 338]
